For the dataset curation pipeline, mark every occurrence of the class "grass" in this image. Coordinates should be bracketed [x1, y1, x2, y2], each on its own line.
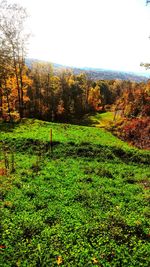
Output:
[0, 119, 150, 266]
[87, 112, 118, 128]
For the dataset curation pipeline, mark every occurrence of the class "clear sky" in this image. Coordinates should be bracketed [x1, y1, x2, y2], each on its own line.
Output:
[9, 0, 150, 73]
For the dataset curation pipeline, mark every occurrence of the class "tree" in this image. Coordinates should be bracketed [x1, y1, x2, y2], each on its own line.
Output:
[0, 0, 30, 120]
[88, 84, 101, 111]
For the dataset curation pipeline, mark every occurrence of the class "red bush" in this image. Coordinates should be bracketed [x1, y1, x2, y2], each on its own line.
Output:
[116, 117, 150, 149]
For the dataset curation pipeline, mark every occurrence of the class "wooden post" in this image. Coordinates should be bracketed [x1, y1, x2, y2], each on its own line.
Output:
[50, 129, 53, 154]
[4, 148, 9, 170]
[11, 149, 15, 173]
[113, 109, 117, 121]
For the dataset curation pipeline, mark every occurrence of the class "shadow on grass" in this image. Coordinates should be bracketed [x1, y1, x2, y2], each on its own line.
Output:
[69, 113, 99, 126]
[0, 121, 21, 133]
[2, 138, 150, 165]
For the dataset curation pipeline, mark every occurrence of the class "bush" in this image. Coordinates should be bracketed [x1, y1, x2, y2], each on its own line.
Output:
[115, 117, 150, 149]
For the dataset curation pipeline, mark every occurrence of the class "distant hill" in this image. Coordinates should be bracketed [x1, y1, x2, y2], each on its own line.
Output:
[25, 58, 150, 82]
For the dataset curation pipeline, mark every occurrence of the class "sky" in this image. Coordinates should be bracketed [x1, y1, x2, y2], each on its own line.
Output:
[8, 0, 150, 73]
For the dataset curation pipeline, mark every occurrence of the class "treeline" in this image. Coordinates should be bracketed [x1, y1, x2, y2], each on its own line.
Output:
[0, 59, 150, 122]
[0, 59, 116, 121]
[26, 64, 150, 122]
[25, 63, 122, 121]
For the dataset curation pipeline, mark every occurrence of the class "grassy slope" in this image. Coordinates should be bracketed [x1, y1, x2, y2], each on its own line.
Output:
[87, 112, 115, 127]
[0, 119, 150, 267]
[78, 111, 121, 129]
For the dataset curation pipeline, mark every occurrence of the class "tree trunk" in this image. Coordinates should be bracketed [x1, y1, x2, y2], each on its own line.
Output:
[0, 85, 3, 118]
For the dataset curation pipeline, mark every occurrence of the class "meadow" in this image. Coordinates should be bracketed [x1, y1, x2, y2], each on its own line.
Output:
[0, 119, 150, 266]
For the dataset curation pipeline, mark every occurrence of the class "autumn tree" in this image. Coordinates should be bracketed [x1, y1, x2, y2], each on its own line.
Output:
[0, 0, 31, 120]
[59, 70, 73, 119]
[88, 84, 101, 111]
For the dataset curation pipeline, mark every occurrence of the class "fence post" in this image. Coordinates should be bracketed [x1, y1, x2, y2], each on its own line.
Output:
[50, 129, 53, 154]
[11, 149, 15, 173]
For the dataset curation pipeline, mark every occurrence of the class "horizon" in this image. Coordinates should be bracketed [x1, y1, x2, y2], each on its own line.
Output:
[26, 57, 150, 77]
[10, 0, 150, 74]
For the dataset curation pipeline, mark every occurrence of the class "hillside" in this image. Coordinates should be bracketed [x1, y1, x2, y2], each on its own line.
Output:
[71, 67, 149, 82]
[25, 58, 149, 82]
[1, 119, 150, 266]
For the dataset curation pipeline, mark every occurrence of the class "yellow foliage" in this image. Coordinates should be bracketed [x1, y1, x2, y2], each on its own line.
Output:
[88, 85, 101, 110]
[92, 257, 99, 264]
[56, 256, 63, 265]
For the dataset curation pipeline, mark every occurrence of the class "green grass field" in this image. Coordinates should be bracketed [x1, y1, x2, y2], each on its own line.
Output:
[79, 111, 121, 128]
[0, 119, 150, 266]
[88, 112, 115, 127]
